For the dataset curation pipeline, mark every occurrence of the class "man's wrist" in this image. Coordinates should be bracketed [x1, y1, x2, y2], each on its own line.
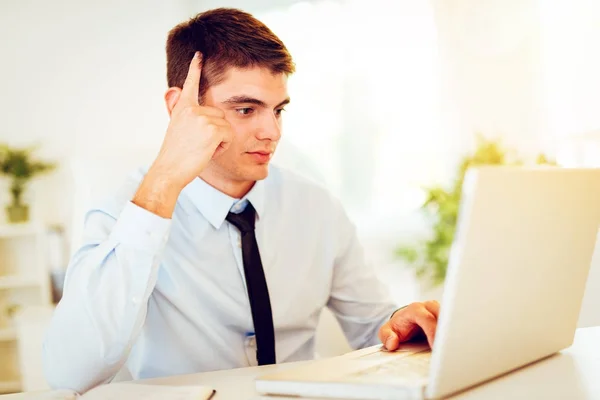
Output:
[132, 168, 183, 219]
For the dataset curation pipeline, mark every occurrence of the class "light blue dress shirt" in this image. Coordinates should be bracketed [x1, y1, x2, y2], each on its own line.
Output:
[43, 164, 397, 393]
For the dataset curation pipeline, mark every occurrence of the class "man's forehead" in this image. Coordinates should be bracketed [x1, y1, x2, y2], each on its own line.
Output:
[219, 65, 288, 80]
[210, 66, 288, 100]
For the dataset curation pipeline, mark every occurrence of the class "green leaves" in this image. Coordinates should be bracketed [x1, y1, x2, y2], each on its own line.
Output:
[0, 144, 56, 179]
[395, 247, 419, 263]
[396, 134, 555, 286]
[0, 143, 56, 205]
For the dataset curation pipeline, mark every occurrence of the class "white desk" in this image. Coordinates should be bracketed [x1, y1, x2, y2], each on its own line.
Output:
[5, 327, 600, 399]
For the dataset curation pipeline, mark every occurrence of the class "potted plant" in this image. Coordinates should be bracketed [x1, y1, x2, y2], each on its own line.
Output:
[0, 295, 20, 329]
[0, 144, 56, 224]
[396, 135, 555, 293]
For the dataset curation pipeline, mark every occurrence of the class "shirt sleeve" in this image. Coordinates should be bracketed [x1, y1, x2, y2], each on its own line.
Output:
[326, 199, 399, 349]
[42, 200, 171, 393]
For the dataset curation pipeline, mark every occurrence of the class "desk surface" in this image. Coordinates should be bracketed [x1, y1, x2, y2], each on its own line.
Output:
[5, 326, 600, 399]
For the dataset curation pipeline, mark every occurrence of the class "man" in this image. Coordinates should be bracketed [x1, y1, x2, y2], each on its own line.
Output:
[43, 8, 440, 393]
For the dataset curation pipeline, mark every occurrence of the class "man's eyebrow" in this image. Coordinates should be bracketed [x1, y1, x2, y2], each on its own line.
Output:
[222, 96, 291, 108]
[276, 98, 291, 108]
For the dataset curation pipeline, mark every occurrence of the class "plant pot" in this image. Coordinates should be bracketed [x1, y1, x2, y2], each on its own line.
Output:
[0, 295, 8, 329]
[6, 204, 29, 223]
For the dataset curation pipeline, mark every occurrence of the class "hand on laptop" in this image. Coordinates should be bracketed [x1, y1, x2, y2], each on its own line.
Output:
[378, 300, 440, 351]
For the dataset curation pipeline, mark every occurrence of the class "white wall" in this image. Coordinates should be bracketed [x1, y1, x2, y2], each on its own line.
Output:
[0, 0, 190, 244]
[2, 0, 599, 301]
[2, 4, 599, 385]
[0, 0, 564, 234]
[190, 0, 313, 13]
[432, 0, 549, 161]
[433, 0, 600, 326]
[539, 0, 600, 166]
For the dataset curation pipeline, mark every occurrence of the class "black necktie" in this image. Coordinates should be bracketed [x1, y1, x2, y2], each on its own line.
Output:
[226, 203, 276, 365]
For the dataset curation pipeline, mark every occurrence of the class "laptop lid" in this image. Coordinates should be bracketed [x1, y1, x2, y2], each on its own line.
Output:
[427, 167, 600, 398]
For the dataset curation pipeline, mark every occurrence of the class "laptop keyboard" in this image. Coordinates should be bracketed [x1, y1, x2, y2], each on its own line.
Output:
[355, 350, 432, 380]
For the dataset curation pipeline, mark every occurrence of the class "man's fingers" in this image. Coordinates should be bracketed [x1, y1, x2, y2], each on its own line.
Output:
[222, 124, 234, 143]
[197, 105, 225, 119]
[210, 118, 233, 142]
[171, 52, 227, 120]
[212, 140, 231, 159]
[379, 324, 400, 351]
[209, 121, 234, 157]
[204, 115, 230, 128]
[179, 52, 202, 107]
[413, 309, 437, 348]
[385, 331, 400, 351]
[390, 303, 438, 348]
[211, 125, 234, 159]
[386, 302, 440, 350]
[423, 300, 440, 319]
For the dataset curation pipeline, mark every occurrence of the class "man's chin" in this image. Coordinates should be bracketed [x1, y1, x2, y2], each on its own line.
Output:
[230, 163, 270, 183]
[246, 164, 270, 181]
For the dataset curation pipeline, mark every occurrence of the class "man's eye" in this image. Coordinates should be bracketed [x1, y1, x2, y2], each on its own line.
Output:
[275, 108, 286, 117]
[236, 108, 253, 115]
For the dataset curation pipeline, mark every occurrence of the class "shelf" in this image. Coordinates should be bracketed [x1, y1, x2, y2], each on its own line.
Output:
[0, 275, 40, 289]
[0, 327, 16, 341]
[0, 223, 43, 238]
[0, 379, 21, 394]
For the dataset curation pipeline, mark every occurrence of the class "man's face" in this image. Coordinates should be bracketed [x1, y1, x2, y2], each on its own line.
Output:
[202, 67, 289, 183]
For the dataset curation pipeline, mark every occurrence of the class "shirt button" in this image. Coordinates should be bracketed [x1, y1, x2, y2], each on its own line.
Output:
[132, 296, 140, 305]
[149, 230, 160, 239]
[237, 238, 242, 248]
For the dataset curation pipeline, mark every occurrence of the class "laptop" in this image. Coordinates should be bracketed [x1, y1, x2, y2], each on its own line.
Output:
[256, 167, 600, 399]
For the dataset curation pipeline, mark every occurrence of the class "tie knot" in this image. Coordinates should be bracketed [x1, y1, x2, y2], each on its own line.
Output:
[226, 203, 256, 233]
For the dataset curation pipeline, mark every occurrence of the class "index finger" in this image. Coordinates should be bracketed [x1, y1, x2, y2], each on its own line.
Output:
[413, 311, 437, 348]
[423, 300, 440, 319]
[179, 51, 202, 107]
[391, 307, 437, 348]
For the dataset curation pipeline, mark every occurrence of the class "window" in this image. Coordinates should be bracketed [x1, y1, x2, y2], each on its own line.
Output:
[539, 0, 600, 166]
[260, 0, 442, 223]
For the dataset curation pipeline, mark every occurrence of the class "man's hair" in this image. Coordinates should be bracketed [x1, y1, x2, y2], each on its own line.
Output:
[166, 8, 295, 99]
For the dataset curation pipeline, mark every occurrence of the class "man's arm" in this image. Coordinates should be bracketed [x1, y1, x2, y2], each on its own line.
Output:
[43, 51, 234, 393]
[42, 195, 171, 393]
[326, 200, 399, 350]
[326, 200, 440, 351]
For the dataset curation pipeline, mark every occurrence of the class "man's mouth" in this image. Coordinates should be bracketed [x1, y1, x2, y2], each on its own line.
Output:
[246, 150, 273, 163]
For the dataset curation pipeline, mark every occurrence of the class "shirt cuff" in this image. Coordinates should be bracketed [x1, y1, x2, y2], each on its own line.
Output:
[110, 201, 172, 252]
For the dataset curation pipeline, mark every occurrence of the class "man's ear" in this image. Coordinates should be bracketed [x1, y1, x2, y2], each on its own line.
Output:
[164, 87, 183, 117]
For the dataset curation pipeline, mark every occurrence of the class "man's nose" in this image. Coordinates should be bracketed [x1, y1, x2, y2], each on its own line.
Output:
[256, 113, 281, 141]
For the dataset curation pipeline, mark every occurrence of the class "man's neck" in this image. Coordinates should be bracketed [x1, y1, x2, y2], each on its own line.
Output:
[199, 168, 255, 199]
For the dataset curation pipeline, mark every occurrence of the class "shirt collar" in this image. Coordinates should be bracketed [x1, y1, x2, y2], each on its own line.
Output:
[181, 176, 266, 230]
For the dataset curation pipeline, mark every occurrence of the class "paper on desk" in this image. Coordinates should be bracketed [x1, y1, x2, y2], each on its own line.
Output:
[15, 390, 78, 400]
[78, 383, 215, 400]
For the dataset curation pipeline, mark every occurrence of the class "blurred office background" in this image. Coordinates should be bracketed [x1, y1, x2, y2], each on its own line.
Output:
[0, 0, 599, 394]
